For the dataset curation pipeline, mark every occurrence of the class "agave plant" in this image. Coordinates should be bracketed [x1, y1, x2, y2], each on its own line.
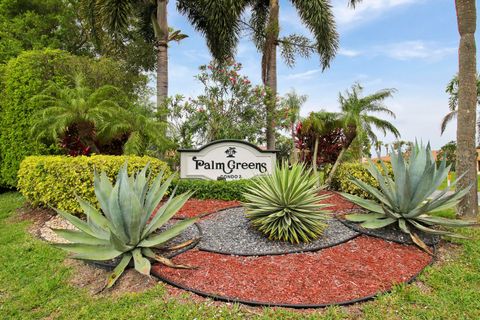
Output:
[242, 162, 330, 244]
[52, 164, 197, 288]
[343, 142, 476, 253]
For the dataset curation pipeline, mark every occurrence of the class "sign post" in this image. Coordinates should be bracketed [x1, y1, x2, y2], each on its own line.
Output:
[179, 140, 277, 180]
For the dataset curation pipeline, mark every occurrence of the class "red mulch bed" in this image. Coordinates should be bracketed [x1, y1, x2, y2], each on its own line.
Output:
[152, 236, 431, 306]
[170, 191, 356, 220]
[319, 190, 360, 212]
[174, 199, 241, 219]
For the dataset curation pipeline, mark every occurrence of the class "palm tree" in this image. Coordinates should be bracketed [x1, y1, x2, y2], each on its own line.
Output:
[300, 111, 340, 182]
[455, 0, 478, 218]
[31, 76, 126, 154]
[99, 105, 170, 156]
[280, 90, 307, 161]
[374, 140, 383, 159]
[86, 0, 187, 114]
[441, 74, 480, 135]
[324, 83, 400, 186]
[177, 0, 363, 149]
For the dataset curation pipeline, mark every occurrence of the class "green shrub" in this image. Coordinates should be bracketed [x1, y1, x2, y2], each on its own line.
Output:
[18, 155, 170, 213]
[329, 161, 392, 199]
[243, 163, 329, 244]
[173, 179, 252, 201]
[0, 49, 147, 188]
[344, 142, 475, 252]
[54, 163, 196, 288]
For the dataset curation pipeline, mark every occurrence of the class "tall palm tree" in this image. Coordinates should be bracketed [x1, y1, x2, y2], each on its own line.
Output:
[441, 74, 480, 135]
[86, 0, 187, 115]
[31, 76, 126, 154]
[177, 0, 363, 149]
[455, 0, 478, 218]
[281, 89, 307, 161]
[324, 83, 400, 186]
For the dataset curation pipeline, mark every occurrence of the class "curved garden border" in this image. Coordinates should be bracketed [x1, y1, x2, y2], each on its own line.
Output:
[338, 218, 440, 246]
[151, 237, 435, 308]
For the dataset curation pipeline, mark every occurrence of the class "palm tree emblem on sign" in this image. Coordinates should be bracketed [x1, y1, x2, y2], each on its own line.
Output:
[225, 147, 237, 158]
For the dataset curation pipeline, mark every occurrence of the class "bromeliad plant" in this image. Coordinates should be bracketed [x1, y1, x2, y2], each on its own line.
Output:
[243, 162, 330, 244]
[343, 142, 476, 253]
[52, 164, 197, 288]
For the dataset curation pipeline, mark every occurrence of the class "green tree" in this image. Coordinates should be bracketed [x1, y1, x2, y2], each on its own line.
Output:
[441, 74, 480, 134]
[374, 140, 383, 159]
[100, 105, 170, 156]
[177, 0, 364, 149]
[31, 75, 127, 154]
[300, 111, 340, 180]
[169, 60, 266, 147]
[279, 89, 307, 162]
[0, 49, 148, 187]
[0, 0, 90, 63]
[455, 0, 478, 218]
[437, 140, 457, 171]
[325, 83, 400, 186]
[86, 0, 187, 112]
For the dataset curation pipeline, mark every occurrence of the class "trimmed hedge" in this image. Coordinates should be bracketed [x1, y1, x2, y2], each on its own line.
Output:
[329, 162, 393, 199]
[18, 155, 170, 213]
[173, 179, 252, 201]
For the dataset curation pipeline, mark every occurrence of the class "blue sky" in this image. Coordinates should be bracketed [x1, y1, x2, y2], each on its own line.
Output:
[161, 0, 479, 151]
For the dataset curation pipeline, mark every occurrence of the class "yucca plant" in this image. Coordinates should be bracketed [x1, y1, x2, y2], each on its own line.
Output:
[242, 162, 330, 244]
[52, 163, 197, 288]
[343, 142, 476, 253]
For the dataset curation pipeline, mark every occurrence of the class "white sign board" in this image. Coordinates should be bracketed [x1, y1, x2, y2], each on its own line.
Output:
[179, 140, 277, 180]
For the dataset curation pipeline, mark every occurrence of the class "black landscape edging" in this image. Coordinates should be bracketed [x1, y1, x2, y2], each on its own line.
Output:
[338, 218, 441, 246]
[151, 246, 435, 309]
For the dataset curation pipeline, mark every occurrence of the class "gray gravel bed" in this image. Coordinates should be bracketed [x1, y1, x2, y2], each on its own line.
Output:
[157, 220, 201, 257]
[339, 219, 440, 246]
[197, 207, 359, 256]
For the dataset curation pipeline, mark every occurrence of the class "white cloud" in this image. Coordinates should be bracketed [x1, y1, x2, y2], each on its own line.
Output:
[333, 0, 419, 29]
[338, 41, 456, 61]
[338, 48, 362, 57]
[379, 41, 456, 61]
[283, 69, 322, 80]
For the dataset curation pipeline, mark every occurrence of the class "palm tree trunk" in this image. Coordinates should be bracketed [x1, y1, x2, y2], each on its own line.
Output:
[313, 136, 319, 183]
[291, 123, 298, 162]
[156, 0, 169, 120]
[263, 0, 279, 150]
[325, 126, 357, 187]
[455, 0, 478, 219]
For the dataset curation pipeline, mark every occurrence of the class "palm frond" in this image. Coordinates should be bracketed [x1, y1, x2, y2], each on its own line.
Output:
[290, 0, 338, 70]
[177, 0, 249, 61]
[440, 110, 457, 135]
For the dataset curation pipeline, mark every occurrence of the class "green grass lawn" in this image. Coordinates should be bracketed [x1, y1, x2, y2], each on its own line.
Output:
[1, 192, 480, 319]
[438, 172, 480, 191]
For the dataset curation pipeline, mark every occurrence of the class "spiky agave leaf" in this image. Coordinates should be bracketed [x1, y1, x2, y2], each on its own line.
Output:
[344, 141, 477, 253]
[52, 162, 198, 288]
[242, 162, 330, 244]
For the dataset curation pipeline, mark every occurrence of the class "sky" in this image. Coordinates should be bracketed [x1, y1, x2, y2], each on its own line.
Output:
[160, 0, 480, 151]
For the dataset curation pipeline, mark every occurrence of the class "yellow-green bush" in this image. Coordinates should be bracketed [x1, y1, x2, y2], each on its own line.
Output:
[329, 162, 393, 199]
[18, 155, 170, 213]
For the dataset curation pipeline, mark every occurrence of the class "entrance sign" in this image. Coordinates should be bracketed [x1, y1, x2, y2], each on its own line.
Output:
[179, 140, 277, 180]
